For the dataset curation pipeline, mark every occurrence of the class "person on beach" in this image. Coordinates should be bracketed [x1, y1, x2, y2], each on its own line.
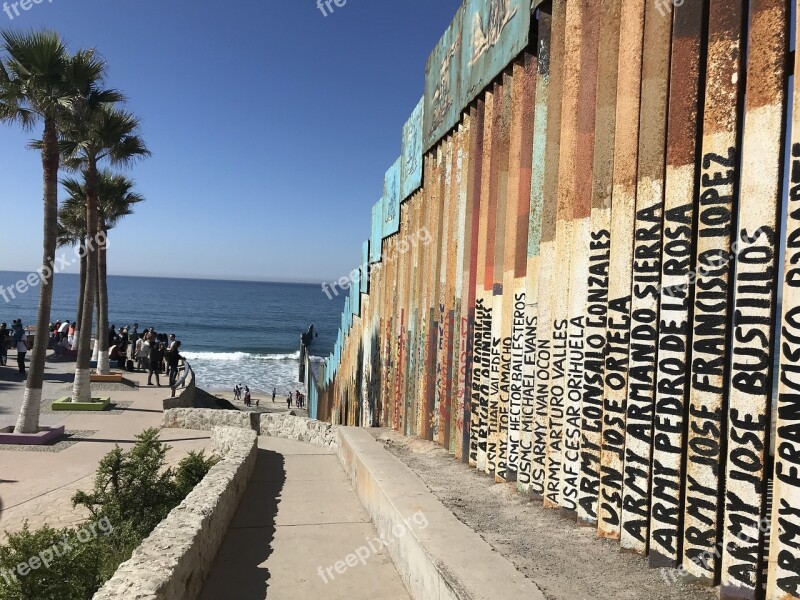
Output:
[52, 336, 70, 359]
[13, 321, 26, 375]
[244, 387, 251, 407]
[68, 321, 76, 347]
[272, 388, 276, 403]
[0, 323, 7, 366]
[287, 393, 292, 409]
[148, 341, 163, 386]
[139, 335, 150, 372]
[234, 385, 241, 402]
[167, 341, 183, 387]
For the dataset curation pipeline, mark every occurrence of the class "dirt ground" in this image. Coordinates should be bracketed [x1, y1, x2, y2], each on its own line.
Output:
[370, 429, 719, 600]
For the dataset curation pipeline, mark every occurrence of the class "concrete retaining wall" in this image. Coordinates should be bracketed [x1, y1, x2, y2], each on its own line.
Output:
[336, 427, 544, 600]
[259, 413, 339, 450]
[92, 426, 257, 600]
[161, 408, 259, 432]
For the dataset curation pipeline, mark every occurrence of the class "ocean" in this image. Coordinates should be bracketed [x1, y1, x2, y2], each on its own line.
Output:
[0, 272, 345, 396]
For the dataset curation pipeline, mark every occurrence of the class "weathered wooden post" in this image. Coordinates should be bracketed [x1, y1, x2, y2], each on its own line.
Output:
[647, 0, 706, 568]
[682, 0, 747, 584]
[562, 0, 601, 519]
[767, 3, 800, 594]
[541, 0, 567, 509]
[577, 0, 620, 527]
[720, 0, 787, 596]
[619, 0, 672, 554]
[519, 34, 547, 498]
[598, 0, 646, 540]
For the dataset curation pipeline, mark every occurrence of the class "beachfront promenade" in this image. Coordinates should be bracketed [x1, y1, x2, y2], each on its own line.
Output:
[0, 361, 213, 536]
[0, 360, 409, 598]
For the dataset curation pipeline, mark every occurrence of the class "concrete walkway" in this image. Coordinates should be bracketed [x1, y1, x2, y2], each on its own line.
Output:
[0, 359, 212, 537]
[201, 436, 410, 600]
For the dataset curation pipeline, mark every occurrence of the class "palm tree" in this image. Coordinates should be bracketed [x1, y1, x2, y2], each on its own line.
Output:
[60, 106, 149, 392]
[57, 196, 87, 343]
[0, 31, 116, 433]
[96, 172, 144, 374]
[62, 171, 144, 374]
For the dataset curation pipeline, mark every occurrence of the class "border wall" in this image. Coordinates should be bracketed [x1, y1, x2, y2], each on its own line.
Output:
[317, 1, 800, 598]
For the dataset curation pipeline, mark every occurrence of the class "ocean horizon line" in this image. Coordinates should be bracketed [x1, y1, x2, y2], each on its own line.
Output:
[0, 270, 332, 288]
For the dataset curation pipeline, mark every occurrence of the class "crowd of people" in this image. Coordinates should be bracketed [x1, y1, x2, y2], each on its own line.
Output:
[0, 319, 187, 388]
[233, 384, 306, 410]
[0, 320, 30, 375]
[3, 320, 307, 409]
[106, 324, 185, 387]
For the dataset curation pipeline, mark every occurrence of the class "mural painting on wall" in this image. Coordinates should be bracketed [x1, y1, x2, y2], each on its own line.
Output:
[402, 97, 424, 200]
[424, 0, 531, 151]
[383, 158, 402, 238]
[461, 0, 530, 105]
[424, 6, 464, 152]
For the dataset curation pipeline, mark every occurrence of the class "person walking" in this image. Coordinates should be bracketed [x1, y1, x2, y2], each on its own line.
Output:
[167, 341, 183, 387]
[0, 323, 8, 367]
[13, 320, 26, 375]
[272, 387, 276, 403]
[148, 341, 163, 386]
[287, 393, 292, 409]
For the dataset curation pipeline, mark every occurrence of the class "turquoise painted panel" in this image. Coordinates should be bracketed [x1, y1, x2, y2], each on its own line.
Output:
[352, 270, 360, 317]
[460, 0, 531, 108]
[383, 157, 402, 238]
[361, 240, 370, 294]
[401, 97, 424, 200]
[423, 5, 464, 151]
[370, 198, 384, 263]
[424, 0, 530, 152]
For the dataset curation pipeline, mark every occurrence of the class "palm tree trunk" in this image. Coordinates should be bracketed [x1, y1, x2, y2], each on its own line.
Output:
[92, 280, 99, 362]
[97, 229, 110, 374]
[73, 241, 86, 349]
[72, 160, 99, 403]
[15, 118, 59, 433]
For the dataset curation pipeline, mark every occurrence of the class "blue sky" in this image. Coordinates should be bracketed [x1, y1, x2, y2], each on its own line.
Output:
[0, 0, 462, 282]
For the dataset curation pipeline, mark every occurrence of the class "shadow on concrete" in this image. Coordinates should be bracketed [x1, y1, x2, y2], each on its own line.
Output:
[41, 372, 75, 384]
[200, 448, 285, 599]
[117, 407, 162, 414]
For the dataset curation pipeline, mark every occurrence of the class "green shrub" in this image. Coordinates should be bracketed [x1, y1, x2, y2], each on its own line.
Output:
[0, 524, 105, 600]
[0, 428, 220, 599]
[175, 450, 220, 499]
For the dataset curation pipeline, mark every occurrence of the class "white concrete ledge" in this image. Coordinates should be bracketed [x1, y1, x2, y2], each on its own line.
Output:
[336, 428, 545, 600]
[162, 408, 260, 432]
[259, 413, 339, 450]
[92, 426, 258, 600]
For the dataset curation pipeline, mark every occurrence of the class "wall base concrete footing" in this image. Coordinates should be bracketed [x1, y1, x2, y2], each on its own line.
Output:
[336, 427, 545, 600]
